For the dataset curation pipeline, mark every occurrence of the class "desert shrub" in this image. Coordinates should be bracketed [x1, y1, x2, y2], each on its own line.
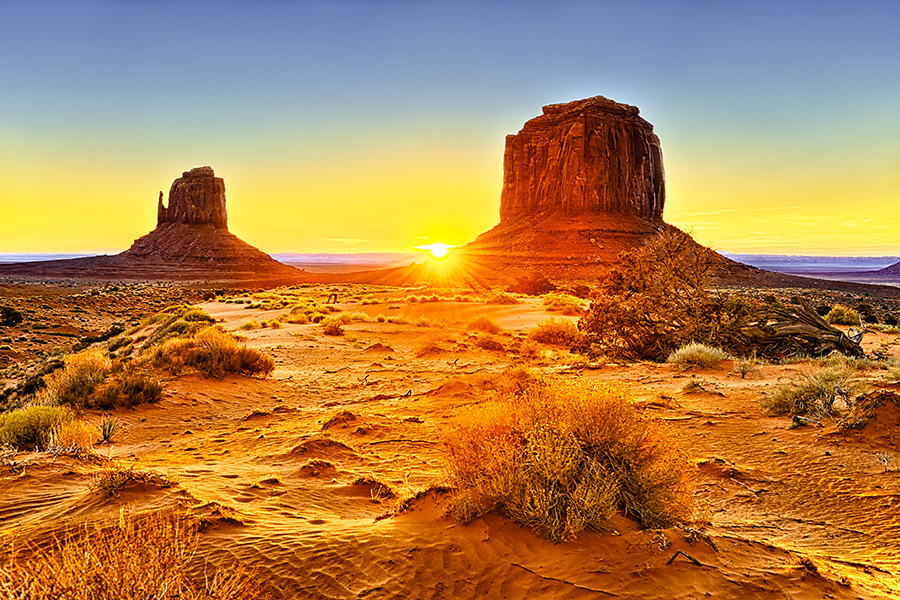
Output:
[824, 305, 860, 326]
[733, 357, 760, 379]
[0, 405, 74, 450]
[321, 316, 344, 336]
[468, 315, 501, 335]
[79, 323, 126, 346]
[507, 273, 556, 296]
[579, 231, 751, 361]
[814, 304, 832, 317]
[517, 339, 540, 359]
[143, 306, 215, 346]
[153, 328, 274, 379]
[681, 380, 705, 393]
[38, 349, 112, 407]
[239, 319, 261, 331]
[884, 314, 899, 326]
[667, 342, 729, 369]
[387, 316, 408, 325]
[415, 316, 431, 328]
[762, 366, 855, 417]
[543, 293, 585, 316]
[855, 303, 879, 324]
[107, 335, 132, 352]
[529, 319, 584, 347]
[444, 373, 694, 541]
[0, 306, 24, 327]
[375, 314, 386, 323]
[0, 508, 268, 599]
[88, 369, 162, 410]
[486, 292, 520, 305]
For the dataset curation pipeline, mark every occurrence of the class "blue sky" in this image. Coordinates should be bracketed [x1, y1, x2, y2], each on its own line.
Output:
[2, 0, 899, 254]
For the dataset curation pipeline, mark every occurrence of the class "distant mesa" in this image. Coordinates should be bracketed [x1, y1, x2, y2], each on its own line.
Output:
[0, 166, 303, 284]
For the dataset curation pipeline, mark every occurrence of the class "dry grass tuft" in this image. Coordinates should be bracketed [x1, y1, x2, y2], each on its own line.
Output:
[763, 366, 856, 417]
[467, 315, 502, 334]
[528, 319, 584, 347]
[444, 371, 694, 541]
[486, 292, 520, 305]
[89, 463, 174, 497]
[320, 316, 344, 336]
[38, 349, 111, 406]
[153, 327, 274, 379]
[667, 342, 729, 369]
[0, 508, 269, 599]
[543, 293, 585, 316]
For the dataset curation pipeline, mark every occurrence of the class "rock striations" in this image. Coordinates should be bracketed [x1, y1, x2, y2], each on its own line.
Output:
[0, 167, 304, 284]
[499, 96, 665, 222]
[157, 166, 228, 228]
[458, 96, 674, 279]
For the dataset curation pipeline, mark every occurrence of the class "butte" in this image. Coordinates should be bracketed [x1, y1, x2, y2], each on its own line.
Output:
[457, 95, 673, 279]
[0, 167, 304, 285]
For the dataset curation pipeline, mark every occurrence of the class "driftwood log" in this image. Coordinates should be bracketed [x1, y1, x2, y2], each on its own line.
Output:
[739, 298, 863, 358]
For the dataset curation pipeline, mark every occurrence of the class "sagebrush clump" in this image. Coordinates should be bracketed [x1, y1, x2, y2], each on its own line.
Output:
[152, 327, 274, 379]
[763, 366, 855, 417]
[444, 370, 694, 541]
[529, 319, 583, 347]
[667, 342, 729, 369]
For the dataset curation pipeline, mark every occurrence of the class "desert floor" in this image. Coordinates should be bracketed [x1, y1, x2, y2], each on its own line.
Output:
[2, 283, 900, 599]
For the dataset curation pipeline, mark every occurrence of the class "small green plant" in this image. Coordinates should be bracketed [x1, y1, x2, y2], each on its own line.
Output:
[667, 342, 729, 369]
[468, 315, 501, 334]
[528, 319, 584, 347]
[98, 414, 120, 444]
[239, 319, 261, 331]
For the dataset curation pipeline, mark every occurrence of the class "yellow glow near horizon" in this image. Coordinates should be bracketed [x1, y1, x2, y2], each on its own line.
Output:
[416, 243, 453, 259]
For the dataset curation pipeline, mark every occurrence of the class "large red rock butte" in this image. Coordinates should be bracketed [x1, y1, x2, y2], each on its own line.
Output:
[457, 96, 676, 279]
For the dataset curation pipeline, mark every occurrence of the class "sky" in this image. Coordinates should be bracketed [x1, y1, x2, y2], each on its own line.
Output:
[1, 0, 899, 256]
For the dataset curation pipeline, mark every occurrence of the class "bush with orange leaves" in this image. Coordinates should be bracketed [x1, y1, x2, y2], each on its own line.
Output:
[443, 369, 694, 541]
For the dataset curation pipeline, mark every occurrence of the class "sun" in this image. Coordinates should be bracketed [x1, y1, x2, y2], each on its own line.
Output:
[416, 243, 453, 260]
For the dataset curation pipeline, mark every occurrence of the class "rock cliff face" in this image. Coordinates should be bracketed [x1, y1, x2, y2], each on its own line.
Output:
[499, 96, 665, 222]
[458, 96, 669, 279]
[157, 166, 228, 229]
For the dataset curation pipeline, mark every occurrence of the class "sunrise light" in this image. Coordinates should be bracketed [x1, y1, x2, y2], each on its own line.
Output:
[416, 243, 453, 260]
